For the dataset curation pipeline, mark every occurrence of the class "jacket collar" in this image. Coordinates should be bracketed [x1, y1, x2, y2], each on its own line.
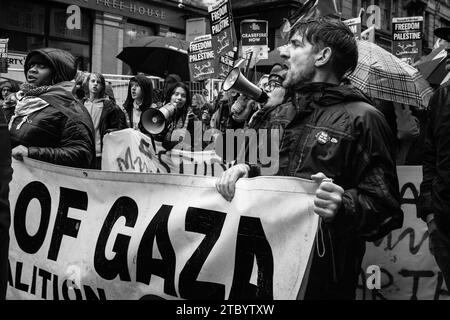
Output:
[291, 81, 373, 113]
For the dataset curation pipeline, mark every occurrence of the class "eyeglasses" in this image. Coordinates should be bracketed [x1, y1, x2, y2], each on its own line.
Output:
[264, 81, 283, 91]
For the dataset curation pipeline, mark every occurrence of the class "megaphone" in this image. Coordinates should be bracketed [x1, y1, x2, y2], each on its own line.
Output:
[141, 103, 176, 135]
[222, 67, 268, 103]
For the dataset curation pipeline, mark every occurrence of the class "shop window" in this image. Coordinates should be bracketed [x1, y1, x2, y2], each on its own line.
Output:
[0, 30, 45, 53]
[48, 40, 90, 71]
[352, 0, 360, 17]
[166, 29, 186, 40]
[122, 20, 156, 74]
[0, 0, 45, 35]
[440, 18, 450, 28]
[124, 21, 156, 47]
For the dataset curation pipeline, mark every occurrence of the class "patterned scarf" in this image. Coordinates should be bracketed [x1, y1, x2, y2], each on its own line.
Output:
[20, 83, 51, 97]
[8, 83, 51, 130]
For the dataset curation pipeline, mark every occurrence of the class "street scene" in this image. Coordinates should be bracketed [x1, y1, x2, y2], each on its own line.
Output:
[1, 0, 450, 306]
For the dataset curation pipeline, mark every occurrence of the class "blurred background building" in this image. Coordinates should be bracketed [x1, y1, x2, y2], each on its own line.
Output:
[230, 0, 450, 55]
[1, 0, 450, 80]
[0, 0, 208, 80]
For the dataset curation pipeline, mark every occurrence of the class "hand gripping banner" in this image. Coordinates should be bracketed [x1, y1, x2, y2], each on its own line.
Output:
[7, 158, 318, 300]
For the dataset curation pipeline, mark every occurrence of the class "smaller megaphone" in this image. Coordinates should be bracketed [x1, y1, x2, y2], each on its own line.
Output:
[141, 103, 176, 135]
[222, 67, 268, 103]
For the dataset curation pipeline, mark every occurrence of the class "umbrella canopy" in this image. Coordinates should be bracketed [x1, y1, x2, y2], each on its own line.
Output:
[117, 36, 190, 81]
[255, 49, 286, 74]
[348, 40, 434, 110]
[414, 45, 448, 86]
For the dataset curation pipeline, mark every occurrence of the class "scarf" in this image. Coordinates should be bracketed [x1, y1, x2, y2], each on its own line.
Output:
[20, 82, 51, 97]
[8, 83, 51, 130]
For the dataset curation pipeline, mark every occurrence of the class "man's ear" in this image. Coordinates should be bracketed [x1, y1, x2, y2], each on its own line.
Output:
[315, 47, 332, 67]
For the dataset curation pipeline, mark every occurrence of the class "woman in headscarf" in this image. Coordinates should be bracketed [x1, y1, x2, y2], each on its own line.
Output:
[9, 48, 95, 169]
[122, 74, 153, 132]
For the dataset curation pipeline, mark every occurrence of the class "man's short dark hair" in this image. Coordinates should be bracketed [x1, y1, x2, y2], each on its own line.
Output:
[289, 17, 358, 80]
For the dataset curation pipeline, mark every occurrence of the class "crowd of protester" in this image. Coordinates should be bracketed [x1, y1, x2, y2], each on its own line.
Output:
[1, 16, 450, 300]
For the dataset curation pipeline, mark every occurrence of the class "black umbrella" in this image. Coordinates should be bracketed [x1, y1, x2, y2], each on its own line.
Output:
[117, 36, 190, 81]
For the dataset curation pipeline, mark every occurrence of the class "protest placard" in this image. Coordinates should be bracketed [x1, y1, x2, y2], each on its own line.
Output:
[392, 16, 423, 64]
[189, 34, 215, 81]
[208, 0, 236, 79]
[240, 20, 268, 67]
[357, 166, 450, 300]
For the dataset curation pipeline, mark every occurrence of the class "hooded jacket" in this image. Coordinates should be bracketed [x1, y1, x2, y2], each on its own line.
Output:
[9, 49, 95, 169]
[249, 82, 403, 299]
[24, 48, 77, 85]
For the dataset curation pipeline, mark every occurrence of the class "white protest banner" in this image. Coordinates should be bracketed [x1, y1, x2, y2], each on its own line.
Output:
[101, 128, 232, 176]
[8, 158, 319, 300]
[357, 166, 449, 300]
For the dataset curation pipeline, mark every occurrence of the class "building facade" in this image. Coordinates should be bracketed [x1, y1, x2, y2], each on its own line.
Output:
[0, 0, 208, 81]
[2, 0, 450, 82]
[230, 0, 450, 55]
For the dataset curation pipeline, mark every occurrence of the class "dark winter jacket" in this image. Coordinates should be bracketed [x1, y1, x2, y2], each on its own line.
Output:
[0, 109, 12, 299]
[249, 82, 403, 299]
[210, 98, 246, 159]
[82, 97, 127, 152]
[237, 101, 297, 171]
[9, 48, 95, 168]
[419, 82, 450, 234]
[211, 98, 245, 133]
[9, 81, 95, 169]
